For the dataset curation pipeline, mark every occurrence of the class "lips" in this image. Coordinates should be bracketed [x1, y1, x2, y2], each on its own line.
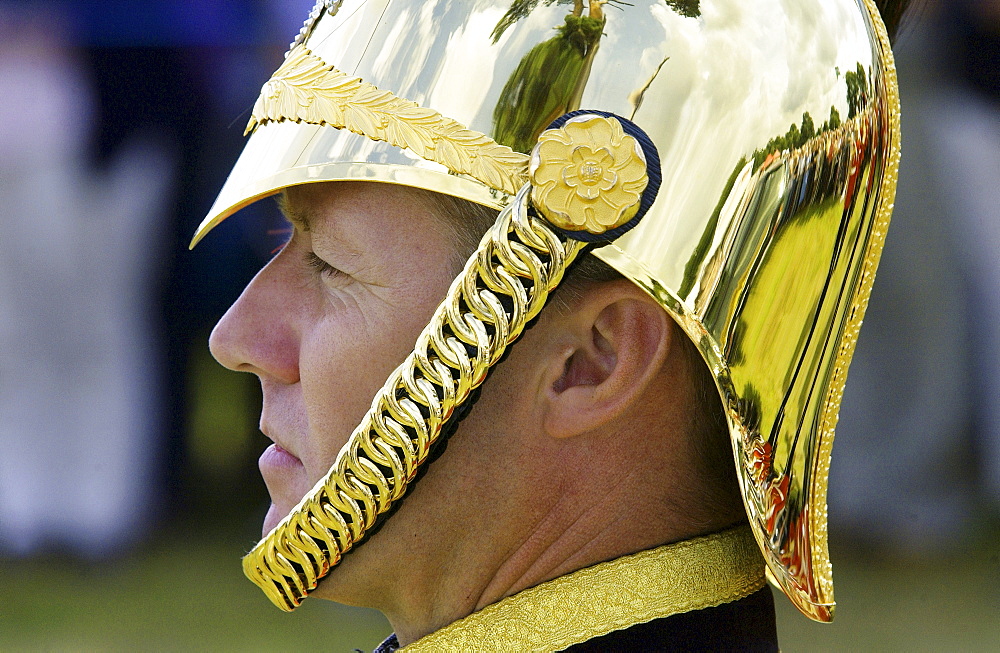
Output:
[259, 415, 302, 463]
[257, 438, 309, 536]
[259, 442, 303, 469]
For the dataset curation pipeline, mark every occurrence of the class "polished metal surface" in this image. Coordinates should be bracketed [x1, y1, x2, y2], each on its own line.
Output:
[197, 0, 900, 622]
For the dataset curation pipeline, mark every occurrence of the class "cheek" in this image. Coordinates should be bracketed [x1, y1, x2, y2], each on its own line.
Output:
[295, 302, 436, 481]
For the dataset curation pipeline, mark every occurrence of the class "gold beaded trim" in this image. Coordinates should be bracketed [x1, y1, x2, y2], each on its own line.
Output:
[803, 0, 902, 617]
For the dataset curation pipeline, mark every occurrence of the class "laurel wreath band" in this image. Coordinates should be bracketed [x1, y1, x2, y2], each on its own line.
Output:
[247, 46, 530, 197]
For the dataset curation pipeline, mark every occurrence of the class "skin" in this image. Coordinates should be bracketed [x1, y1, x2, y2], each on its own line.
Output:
[211, 181, 742, 645]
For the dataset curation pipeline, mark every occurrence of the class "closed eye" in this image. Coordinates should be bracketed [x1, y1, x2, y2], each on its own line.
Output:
[305, 251, 345, 279]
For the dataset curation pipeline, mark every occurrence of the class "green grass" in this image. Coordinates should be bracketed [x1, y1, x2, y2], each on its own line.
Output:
[775, 535, 1000, 651]
[2, 524, 997, 651]
[0, 528, 389, 652]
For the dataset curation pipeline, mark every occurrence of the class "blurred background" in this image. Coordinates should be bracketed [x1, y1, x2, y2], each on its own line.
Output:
[0, 0, 997, 650]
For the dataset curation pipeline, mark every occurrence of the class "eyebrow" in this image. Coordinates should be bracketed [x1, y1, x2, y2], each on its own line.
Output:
[277, 193, 312, 232]
[274, 192, 364, 262]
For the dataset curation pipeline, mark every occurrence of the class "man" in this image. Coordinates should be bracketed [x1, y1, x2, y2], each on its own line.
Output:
[195, 0, 908, 649]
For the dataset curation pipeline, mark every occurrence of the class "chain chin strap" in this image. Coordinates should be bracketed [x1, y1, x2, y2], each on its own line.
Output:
[242, 184, 586, 610]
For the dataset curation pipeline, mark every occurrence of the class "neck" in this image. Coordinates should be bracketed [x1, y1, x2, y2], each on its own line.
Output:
[402, 524, 765, 651]
[385, 465, 738, 646]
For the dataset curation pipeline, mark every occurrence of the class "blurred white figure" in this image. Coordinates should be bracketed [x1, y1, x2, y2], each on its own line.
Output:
[831, 7, 1000, 552]
[830, 21, 974, 552]
[0, 14, 173, 557]
[930, 70, 1000, 506]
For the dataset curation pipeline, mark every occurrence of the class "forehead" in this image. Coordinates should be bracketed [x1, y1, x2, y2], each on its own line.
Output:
[281, 181, 442, 243]
[278, 181, 475, 282]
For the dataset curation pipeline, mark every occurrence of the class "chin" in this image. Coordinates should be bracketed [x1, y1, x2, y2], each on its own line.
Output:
[261, 502, 287, 537]
[307, 556, 373, 607]
[253, 495, 392, 609]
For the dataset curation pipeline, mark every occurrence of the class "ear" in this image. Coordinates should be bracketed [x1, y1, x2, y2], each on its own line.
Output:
[542, 280, 674, 439]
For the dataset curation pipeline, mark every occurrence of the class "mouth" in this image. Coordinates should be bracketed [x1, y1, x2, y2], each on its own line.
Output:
[259, 420, 302, 463]
[258, 437, 308, 536]
[258, 420, 305, 475]
[259, 442, 303, 469]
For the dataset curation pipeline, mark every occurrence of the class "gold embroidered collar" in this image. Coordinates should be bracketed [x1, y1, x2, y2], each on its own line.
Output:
[403, 524, 765, 652]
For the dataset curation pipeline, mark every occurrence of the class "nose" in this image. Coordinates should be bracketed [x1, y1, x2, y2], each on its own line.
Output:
[209, 253, 301, 385]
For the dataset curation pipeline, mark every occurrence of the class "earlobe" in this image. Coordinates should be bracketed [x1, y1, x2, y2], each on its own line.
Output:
[543, 284, 673, 439]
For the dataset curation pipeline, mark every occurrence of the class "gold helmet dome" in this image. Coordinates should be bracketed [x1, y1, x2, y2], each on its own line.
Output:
[194, 0, 900, 623]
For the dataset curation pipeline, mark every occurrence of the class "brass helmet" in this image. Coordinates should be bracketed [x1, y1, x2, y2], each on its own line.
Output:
[194, 0, 900, 623]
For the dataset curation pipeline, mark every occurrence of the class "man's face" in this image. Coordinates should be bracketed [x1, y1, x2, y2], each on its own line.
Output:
[209, 182, 464, 536]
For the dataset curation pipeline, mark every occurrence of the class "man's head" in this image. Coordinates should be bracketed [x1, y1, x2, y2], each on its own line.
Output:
[196, 0, 903, 625]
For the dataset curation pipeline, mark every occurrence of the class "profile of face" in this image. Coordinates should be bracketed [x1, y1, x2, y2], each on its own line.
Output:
[210, 182, 465, 537]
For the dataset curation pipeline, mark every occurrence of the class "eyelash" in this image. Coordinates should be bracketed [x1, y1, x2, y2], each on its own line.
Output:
[305, 251, 343, 278]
